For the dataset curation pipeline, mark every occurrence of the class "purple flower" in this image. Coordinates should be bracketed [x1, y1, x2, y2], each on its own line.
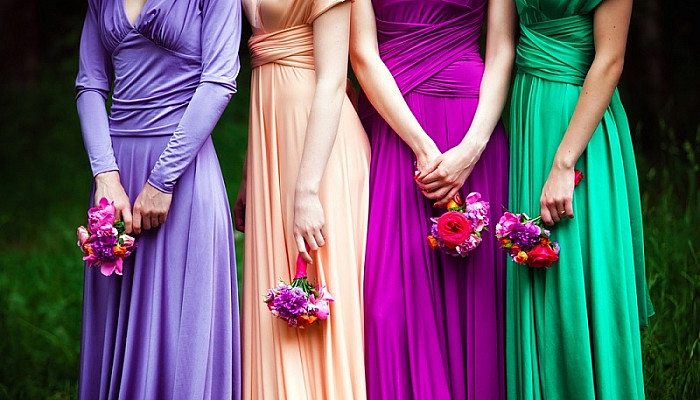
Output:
[510, 222, 541, 249]
[271, 285, 309, 322]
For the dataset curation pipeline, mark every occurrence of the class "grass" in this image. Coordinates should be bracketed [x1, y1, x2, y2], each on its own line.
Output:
[0, 67, 698, 398]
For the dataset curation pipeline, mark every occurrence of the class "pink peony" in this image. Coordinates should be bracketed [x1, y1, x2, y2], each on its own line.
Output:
[312, 286, 334, 320]
[496, 212, 520, 237]
[87, 197, 116, 233]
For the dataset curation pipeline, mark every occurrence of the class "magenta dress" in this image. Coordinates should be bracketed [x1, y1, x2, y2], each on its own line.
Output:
[75, 0, 241, 398]
[358, 1, 508, 398]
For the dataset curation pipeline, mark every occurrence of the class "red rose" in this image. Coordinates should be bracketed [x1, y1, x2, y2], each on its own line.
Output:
[437, 211, 472, 249]
[526, 244, 559, 268]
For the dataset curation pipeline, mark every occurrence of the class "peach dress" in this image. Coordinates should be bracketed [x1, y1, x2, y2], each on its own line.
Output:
[241, 0, 369, 399]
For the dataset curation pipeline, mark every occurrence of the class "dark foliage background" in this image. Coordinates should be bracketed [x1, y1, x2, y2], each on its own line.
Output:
[0, 1, 698, 398]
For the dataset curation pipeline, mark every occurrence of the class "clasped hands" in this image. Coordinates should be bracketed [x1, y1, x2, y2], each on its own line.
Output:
[94, 171, 173, 235]
[415, 139, 484, 208]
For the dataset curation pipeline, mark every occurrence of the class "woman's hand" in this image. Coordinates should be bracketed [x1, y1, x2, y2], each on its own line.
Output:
[414, 141, 442, 179]
[539, 164, 575, 225]
[293, 190, 326, 264]
[417, 138, 485, 207]
[132, 183, 173, 234]
[94, 171, 133, 233]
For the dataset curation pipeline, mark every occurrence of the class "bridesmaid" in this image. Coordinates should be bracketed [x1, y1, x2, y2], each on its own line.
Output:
[236, 0, 369, 399]
[350, 0, 514, 398]
[76, 0, 241, 398]
[506, 0, 654, 398]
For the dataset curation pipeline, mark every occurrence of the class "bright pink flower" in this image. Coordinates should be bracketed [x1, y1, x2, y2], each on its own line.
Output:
[100, 258, 124, 276]
[496, 212, 520, 237]
[87, 197, 116, 233]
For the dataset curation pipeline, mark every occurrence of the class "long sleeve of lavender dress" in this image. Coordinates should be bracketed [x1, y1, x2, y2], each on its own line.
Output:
[75, 2, 117, 177]
[148, 0, 241, 193]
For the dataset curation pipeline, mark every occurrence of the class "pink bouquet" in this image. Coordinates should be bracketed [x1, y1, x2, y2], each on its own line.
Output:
[495, 213, 560, 268]
[77, 197, 136, 276]
[496, 170, 584, 268]
[264, 254, 334, 328]
[427, 192, 490, 257]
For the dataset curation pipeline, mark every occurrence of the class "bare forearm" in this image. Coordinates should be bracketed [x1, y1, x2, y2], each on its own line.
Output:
[352, 54, 436, 158]
[553, 57, 623, 169]
[295, 81, 346, 195]
[459, 47, 514, 150]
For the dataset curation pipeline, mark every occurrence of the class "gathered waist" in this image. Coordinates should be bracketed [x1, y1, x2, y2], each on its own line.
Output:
[515, 14, 595, 85]
[249, 25, 314, 69]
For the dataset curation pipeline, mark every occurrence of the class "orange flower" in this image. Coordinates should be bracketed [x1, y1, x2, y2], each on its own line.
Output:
[84, 244, 94, 255]
[514, 251, 528, 264]
[113, 245, 127, 256]
[297, 315, 318, 327]
[427, 235, 439, 249]
[446, 199, 459, 210]
[540, 237, 551, 245]
[510, 244, 521, 254]
[499, 238, 511, 247]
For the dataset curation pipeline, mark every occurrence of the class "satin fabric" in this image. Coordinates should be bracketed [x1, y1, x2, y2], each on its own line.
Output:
[241, 1, 370, 399]
[506, 1, 653, 398]
[359, 1, 508, 398]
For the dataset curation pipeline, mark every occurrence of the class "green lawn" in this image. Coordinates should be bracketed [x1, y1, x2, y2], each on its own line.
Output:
[0, 70, 698, 398]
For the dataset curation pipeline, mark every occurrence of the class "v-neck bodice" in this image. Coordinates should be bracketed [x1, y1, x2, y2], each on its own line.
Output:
[76, 0, 240, 136]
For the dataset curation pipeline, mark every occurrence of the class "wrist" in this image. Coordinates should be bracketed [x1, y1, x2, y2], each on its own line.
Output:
[95, 170, 120, 184]
[412, 136, 438, 160]
[295, 184, 319, 197]
[552, 154, 577, 170]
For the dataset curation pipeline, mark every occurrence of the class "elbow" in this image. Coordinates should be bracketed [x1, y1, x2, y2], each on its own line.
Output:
[594, 55, 625, 83]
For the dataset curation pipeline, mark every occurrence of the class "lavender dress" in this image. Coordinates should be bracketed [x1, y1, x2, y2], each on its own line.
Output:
[75, 0, 241, 398]
[359, 1, 508, 398]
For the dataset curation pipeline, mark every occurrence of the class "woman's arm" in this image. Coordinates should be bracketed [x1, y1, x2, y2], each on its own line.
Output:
[417, 0, 516, 207]
[76, 1, 133, 231]
[349, 0, 441, 172]
[539, 0, 632, 225]
[293, 1, 352, 263]
[132, 0, 242, 233]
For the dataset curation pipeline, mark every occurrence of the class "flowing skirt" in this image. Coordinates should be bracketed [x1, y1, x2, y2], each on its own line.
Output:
[506, 73, 654, 399]
[242, 63, 370, 400]
[79, 136, 240, 400]
[361, 92, 508, 400]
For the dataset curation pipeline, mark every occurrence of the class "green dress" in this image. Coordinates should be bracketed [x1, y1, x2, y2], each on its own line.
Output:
[506, 0, 654, 398]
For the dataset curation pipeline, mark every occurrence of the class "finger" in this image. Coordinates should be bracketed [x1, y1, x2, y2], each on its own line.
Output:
[151, 216, 160, 229]
[418, 167, 446, 185]
[113, 204, 122, 222]
[295, 234, 313, 264]
[142, 213, 152, 230]
[548, 203, 561, 223]
[304, 231, 319, 251]
[132, 209, 142, 234]
[435, 187, 461, 208]
[416, 159, 440, 181]
[122, 207, 133, 234]
[158, 212, 167, 225]
[313, 229, 326, 248]
[420, 179, 448, 193]
[423, 186, 451, 201]
[564, 198, 574, 218]
[540, 206, 553, 226]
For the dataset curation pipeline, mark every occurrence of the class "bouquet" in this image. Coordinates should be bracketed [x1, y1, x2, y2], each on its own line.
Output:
[495, 170, 584, 268]
[77, 197, 136, 276]
[427, 192, 490, 257]
[495, 213, 560, 268]
[264, 253, 334, 328]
